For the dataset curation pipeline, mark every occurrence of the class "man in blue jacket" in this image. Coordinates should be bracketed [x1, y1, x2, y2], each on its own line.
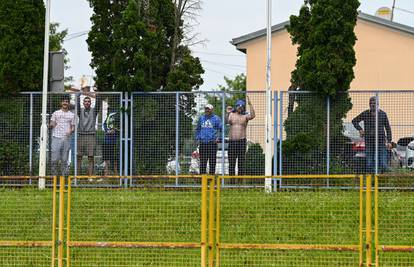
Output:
[196, 104, 222, 174]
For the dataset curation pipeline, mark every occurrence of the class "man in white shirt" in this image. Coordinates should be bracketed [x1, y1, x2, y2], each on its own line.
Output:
[49, 96, 75, 176]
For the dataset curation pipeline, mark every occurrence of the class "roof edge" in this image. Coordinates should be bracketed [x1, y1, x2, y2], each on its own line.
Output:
[231, 11, 414, 48]
[231, 21, 290, 47]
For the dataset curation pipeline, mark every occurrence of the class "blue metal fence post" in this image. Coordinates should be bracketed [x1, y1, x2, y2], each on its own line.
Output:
[74, 92, 79, 186]
[129, 93, 133, 186]
[175, 92, 180, 185]
[375, 92, 379, 175]
[119, 93, 124, 186]
[29, 93, 33, 181]
[327, 96, 330, 187]
[124, 92, 129, 187]
[279, 91, 283, 180]
[221, 91, 226, 179]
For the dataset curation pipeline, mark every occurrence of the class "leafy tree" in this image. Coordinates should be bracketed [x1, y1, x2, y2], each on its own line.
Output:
[0, 1, 68, 175]
[206, 73, 246, 118]
[87, 0, 127, 92]
[0, 0, 45, 95]
[88, 0, 204, 174]
[284, 0, 359, 173]
[171, 0, 204, 68]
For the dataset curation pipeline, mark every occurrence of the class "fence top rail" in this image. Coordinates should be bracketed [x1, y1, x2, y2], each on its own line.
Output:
[280, 89, 414, 93]
[377, 173, 414, 178]
[0, 176, 54, 180]
[69, 175, 202, 180]
[131, 90, 269, 95]
[19, 90, 414, 95]
[218, 174, 361, 179]
[20, 91, 123, 95]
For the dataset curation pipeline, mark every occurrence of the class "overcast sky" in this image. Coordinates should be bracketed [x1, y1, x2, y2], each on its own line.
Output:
[51, 0, 414, 90]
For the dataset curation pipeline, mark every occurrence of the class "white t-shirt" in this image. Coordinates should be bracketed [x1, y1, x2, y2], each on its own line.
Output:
[50, 109, 75, 138]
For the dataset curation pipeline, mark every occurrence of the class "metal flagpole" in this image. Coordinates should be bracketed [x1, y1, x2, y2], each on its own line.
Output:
[265, 0, 272, 192]
[39, 0, 51, 189]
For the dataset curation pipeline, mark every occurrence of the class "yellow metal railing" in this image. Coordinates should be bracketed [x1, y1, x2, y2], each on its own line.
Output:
[0, 176, 56, 266]
[215, 174, 364, 267]
[66, 175, 207, 267]
[374, 174, 414, 267]
[1, 174, 413, 266]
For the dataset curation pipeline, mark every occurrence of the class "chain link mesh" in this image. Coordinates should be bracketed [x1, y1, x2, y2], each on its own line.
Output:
[0, 177, 55, 266]
[217, 176, 362, 266]
[376, 175, 414, 266]
[68, 176, 204, 266]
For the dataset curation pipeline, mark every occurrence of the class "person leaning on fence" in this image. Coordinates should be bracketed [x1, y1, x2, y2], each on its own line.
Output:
[49, 96, 75, 176]
[196, 104, 222, 175]
[102, 111, 119, 176]
[225, 96, 255, 176]
[352, 96, 392, 173]
[76, 87, 101, 176]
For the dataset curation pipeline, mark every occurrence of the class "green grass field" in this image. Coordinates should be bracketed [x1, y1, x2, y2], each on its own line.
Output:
[0, 181, 413, 266]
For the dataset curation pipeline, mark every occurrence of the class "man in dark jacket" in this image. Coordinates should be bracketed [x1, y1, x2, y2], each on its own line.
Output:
[352, 96, 392, 173]
[196, 104, 222, 174]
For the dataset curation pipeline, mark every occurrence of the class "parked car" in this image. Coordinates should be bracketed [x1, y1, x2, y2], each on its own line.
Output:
[393, 137, 413, 168]
[166, 138, 252, 175]
[342, 122, 366, 172]
[401, 137, 414, 168]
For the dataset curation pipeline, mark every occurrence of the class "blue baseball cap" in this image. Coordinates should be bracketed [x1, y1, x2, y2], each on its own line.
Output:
[235, 99, 245, 108]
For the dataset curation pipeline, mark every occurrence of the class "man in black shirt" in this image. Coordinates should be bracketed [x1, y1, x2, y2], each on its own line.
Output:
[352, 96, 392, 173]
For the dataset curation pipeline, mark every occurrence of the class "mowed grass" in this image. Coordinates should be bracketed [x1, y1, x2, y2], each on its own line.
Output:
[0, 185, 413, 266]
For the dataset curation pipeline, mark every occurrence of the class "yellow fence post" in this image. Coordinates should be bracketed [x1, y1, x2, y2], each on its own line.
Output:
[374, 175, 379, 267]
[66, 176, 72, 267]
[51, 176, 57, 267]
[58, 176, 65, 267]
[215, 176, 221, 267]
[201, 175, 208, 267]
[208, 176, 215, 267]
[359, 175, 363, 267]
[366, 174, 372, 267]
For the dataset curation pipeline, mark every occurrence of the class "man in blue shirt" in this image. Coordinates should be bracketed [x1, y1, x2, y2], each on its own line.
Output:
[196, 104, 222, 174]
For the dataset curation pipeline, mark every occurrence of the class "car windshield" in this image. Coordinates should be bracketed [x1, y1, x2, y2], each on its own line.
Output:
[343, 122, 363, 141]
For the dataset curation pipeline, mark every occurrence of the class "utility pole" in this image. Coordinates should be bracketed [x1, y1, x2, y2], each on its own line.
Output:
[265, 0, 272, 192]
[391, 0, 396, 21]
[39, 0, 51, 189]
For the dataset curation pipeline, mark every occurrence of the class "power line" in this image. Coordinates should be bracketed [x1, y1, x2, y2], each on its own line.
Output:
[193, 50, 245, 57]
[64, 31, 89, 41]
[395, 7, 414, 15]
[201, 59, 246, 69]
[203, 67, 233, 77]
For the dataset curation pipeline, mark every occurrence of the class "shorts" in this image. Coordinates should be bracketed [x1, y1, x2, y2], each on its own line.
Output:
[77, 134, 96, 157]
[102, 143, 118, 161]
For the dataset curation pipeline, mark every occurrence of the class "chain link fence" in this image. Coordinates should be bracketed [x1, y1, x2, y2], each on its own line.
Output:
[0, 176, 56, 266]
[375, 174, 414, 266]
[216, 175, 363, 266]
[1, 90, 414, 184]
[67, 175, 205, 266]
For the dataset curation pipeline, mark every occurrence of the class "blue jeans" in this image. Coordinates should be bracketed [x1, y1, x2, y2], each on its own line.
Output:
[365, 145, 388, 173]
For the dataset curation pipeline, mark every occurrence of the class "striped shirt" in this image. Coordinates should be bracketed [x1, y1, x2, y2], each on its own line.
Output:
[51, 109, 75, 139]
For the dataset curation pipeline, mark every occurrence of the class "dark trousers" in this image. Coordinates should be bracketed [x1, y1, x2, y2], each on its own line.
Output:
[228, 139, 247, 176]
[199, 142, 217, 174]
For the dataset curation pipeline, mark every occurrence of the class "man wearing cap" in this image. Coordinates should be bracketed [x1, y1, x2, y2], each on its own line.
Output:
[49, 96, 76, 176]
[225, 96, 255, 176]
[196, 104, 223, 174]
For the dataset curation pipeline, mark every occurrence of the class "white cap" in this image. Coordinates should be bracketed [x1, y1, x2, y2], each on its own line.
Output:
[205, 104, 213, 110]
